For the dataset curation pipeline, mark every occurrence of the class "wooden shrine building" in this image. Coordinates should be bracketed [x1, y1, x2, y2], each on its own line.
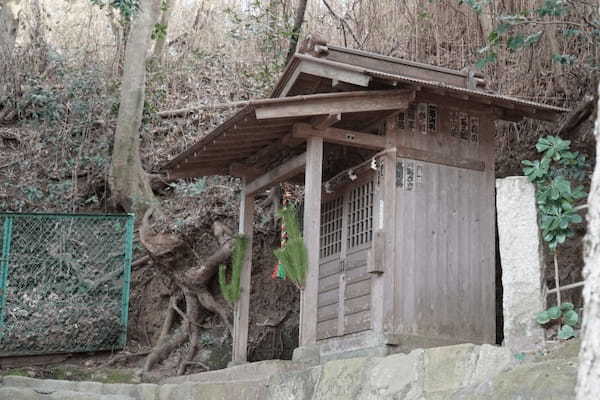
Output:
[164, 36, 568, 363]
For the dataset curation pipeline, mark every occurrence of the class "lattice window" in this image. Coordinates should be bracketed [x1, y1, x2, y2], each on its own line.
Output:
[347, 180, 374, 249]
[319, 196, 344, 258]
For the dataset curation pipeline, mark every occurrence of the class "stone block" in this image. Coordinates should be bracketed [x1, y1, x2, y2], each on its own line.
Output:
[158, 383, 193, 400]
[424, 343, 477, 394]
[312, 357, 370, 400]
[496, 177, 546, 353]
[48, 391, 134, 400]
[0, 387, 43, 400]
[469, 344, 513, 385]
[265, 366, 322, 400]
[292, 344, 321, 365]
[164, 359, 305, 385]
[360, 349, 424, 400]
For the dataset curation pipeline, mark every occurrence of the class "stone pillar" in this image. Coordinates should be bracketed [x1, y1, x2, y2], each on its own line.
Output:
[496, 177, 546, 352]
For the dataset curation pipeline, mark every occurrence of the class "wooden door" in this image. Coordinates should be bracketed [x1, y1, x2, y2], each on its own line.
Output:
[317, 176, 375, 340]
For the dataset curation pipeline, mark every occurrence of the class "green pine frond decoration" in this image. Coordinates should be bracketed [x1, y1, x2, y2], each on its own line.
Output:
[218, 234, 248, 303]
[274, 205, 308, 289]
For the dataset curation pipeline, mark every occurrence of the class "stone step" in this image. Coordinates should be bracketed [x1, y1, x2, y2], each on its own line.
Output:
[1, 375, 266, 400]
[162, 359, 308, 385]
[0, 386, 136, 400]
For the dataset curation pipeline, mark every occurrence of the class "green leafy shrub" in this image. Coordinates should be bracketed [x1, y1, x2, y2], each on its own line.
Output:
[218, 235, 248, 303]
[273, 206, 308, 289]
[522, 136, 587, 250]
[536, 302, 579, 340]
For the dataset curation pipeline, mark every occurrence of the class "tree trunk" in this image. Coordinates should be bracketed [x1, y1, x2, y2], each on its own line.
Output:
[152, 0, 174, 63]
[285, 0, 308, 63]
[0, 0, 21, 53]
[576, 84, 600, 398]
[0, 0, 21, 102]
[109, 0, 161, 215]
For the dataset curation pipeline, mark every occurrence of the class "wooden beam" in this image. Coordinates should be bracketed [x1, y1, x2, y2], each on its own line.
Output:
[244, 134, 293, 166]
[311, 113, 341, 130]
[246, 152, 307, 195]
[232, 183, 254, 363]
[255, 89, 414, 120]
[395, 143, 485, 171]
[300, 58, 371, 88]
[293, 123, 386, 151]
[201, 142, 272, 152]
[166, 166, 228, 179]
[216, 136, 281, 146]
[300, 137, 323, 346]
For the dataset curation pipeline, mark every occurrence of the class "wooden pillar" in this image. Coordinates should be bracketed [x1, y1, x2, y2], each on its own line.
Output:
[232, 183, 255, 363]
[382, 117, 398, 334]
[372, 117, 398, 336]
[300, 137, 323, 346]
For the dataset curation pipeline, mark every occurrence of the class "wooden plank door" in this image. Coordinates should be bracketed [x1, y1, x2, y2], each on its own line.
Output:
[317, 195, 344, 340]
[343, 178, 374, 335]
[317, 176, 375, 340]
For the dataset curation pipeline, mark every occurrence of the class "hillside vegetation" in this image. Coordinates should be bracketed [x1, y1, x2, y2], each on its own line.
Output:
[0, 0, 597, 379]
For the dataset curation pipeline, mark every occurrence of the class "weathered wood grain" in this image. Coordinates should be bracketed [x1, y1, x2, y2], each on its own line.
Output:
[232, 184, 255, 362]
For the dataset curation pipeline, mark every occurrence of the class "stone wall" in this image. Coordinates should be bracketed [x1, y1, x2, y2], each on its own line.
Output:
[0, 341, 580, 400]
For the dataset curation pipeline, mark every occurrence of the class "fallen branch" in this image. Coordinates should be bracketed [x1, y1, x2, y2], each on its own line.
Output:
[157, 101, 248, 119]
[557, 95, 595, 138]
[103, 351, 151, 367]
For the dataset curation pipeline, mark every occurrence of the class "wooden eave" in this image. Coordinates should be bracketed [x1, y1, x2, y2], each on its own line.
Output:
[163, 89, 415, 178]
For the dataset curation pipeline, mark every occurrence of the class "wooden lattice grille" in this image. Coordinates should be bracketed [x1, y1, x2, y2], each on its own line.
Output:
[347, 180, 374, 249]
[319, 196, 344, 258]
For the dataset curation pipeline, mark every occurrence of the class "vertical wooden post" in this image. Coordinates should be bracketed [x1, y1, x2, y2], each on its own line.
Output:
[300, 137, 323, 346]
[382, 118, 398, 334]
[372, 117, 398, 336]
[232, 182, 254, 363]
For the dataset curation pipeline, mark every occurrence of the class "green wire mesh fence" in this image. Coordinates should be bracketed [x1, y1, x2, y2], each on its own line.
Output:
[0, 213, 134, 357]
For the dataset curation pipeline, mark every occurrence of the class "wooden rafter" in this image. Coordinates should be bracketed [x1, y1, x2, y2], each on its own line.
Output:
[246, 152, 307, 195]
[311, 113, 342, 130]
[166, 165, 229, 179]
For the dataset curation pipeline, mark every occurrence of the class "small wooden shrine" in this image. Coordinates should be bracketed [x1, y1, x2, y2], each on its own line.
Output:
[164, 36, 568, 362]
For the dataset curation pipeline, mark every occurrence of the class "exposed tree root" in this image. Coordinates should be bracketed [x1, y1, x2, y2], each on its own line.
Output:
[177, 288, 200, 375]
[197, 288, 233, 334]
[140, 209, 236, 376]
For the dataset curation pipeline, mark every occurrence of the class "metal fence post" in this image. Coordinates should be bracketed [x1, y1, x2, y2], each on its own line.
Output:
[0, 217, 13, 332]
[119, 214, 135, 347]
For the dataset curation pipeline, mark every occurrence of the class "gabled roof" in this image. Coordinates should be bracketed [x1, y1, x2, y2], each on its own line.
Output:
[163, 36, 569, 178]
[272, 37, 568, 121]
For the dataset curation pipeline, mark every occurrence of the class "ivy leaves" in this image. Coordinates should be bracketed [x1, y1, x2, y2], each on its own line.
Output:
[535, 302, 579, 340]
[89, 0, 140, 21]
[522, 136, 587, 250]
